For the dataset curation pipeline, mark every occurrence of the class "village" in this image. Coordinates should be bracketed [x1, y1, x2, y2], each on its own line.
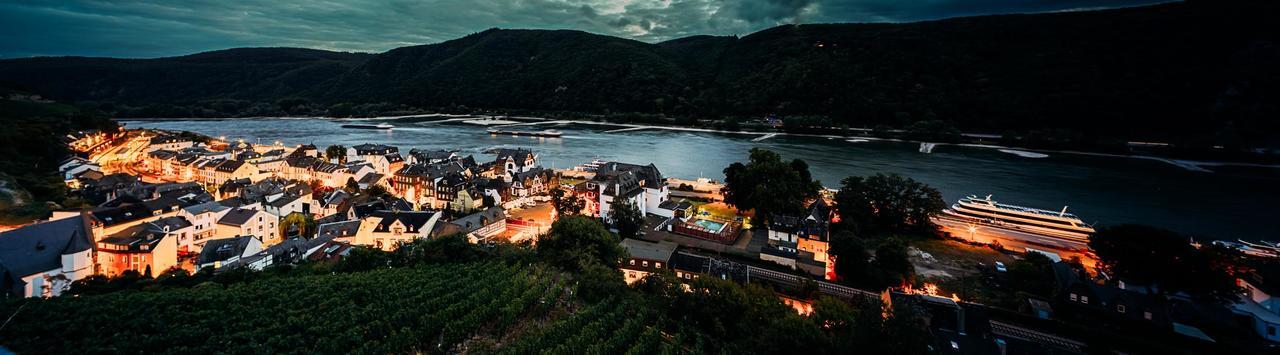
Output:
[10, 127, 846, 296]
[4, 126, 1279, 353]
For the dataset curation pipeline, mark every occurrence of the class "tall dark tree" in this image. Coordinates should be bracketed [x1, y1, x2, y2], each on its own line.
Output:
[550, 187, 585, 216]
[608, 197, 645, 240]
[828, 231, 871, 285]
[325, 145, 347, 163]
[834, 173, 944, 234]
[721, 148, 821, 223]
[365, 184, 390, 199]
[344, 177, 360, 193]
[537, 216, 625, 272]
[871, 238, 915, 289]
[1089, 224, 1241, 304]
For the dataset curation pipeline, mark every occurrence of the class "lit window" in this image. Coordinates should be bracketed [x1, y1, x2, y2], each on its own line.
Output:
[1080, 296, 1089, 304]
[1069, 293, 1077, 301]
[629, 260, 635, 266]
[642, 261, 649, 267]
[1116, 305, 1126, 313]
[1144, 311, 1152, 320]
[655, 262, 662, 268]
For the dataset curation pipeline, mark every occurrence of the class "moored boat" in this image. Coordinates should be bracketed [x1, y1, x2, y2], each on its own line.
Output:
[486, 129, 562, 137]
[341, 123, 394, 130]
[942, 195, 1095, 243]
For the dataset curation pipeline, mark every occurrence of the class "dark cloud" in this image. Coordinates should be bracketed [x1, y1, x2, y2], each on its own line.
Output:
[0, 0, 1167, 58]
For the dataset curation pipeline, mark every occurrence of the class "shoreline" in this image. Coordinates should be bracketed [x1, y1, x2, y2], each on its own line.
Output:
[121, 116, 1280, 173]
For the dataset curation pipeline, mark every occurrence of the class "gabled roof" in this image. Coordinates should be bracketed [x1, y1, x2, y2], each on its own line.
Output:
[0, 215, 92, 280]
[488, 148, 536, 166]
[214, 160, 246, 172]
[369, 210, 439, 233]
[449, 207, 505, 233]
[620, 238, 677, 262]
[409, 149, 456, 162]
[316, 220, 361, 239]
[595, 162, 663, 188]
[90, 204, 154, 227]
[197, 236, 256, 265]
[352, 143, 398, 155]
[148, 149, 178, 160]
[217, 208, 262, 226]
[358, 173, 384, 185]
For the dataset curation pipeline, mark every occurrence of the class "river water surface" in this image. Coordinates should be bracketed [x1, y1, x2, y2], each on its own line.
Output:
[125, 118, 1279, 241]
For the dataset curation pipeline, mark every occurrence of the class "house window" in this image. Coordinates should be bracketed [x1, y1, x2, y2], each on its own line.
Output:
[629, 260, 636, 266]
[1269, 325, 1276, 337]
[1144, 311, 1152, 320]
[1080, 296, 1089, 304]
[1116, 305, 1126, 313]
[642, 261, 649, 267]
[655, 262, 662, 268]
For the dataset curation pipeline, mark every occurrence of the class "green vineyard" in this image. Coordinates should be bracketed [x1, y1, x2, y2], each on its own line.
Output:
[0, 262, 677, 354]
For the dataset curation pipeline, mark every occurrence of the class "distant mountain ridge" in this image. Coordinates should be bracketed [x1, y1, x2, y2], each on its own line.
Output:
[1, 0, 1276, 145]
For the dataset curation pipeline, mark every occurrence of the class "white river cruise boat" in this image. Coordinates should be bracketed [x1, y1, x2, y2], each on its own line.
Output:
[943, 195, 1095, 243]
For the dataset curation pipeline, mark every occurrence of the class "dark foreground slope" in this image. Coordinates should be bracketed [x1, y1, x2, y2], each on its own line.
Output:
[0, 1, 1275, 145]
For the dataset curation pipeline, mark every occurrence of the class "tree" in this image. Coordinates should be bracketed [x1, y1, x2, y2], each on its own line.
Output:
[279, 212, 317, 240]
[871, 238, 914, 289]
[325, 145, 346, 163]
[1089, 224, 1241, 304]
[536, 216, 624, 272]
[365, 184, 390, 199]
[721, 148, 821, 223]
[608, 197, 645, 240]
[344, 177, 360, 193]
[1006, 252, 1055, 297]
[391, 234, 486, 266]
[834, 173, 944, 234]
[550, 187, 584, 216]
[828, 231, 871, 285]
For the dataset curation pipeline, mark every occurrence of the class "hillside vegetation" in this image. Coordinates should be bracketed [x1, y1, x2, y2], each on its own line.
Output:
[0, 229, 935, 354]
[0, 1, 1276, 147]
[0, 92, 115, 223]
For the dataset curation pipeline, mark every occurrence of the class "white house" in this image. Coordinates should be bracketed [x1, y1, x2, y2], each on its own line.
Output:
[195, 236, 264, 270]
[215, 208, 280, 246]
[0, 213, 95, 297]
[592, 162, 669, 222]
[353, 210, 442, 251]
[178, 201, 231, 253]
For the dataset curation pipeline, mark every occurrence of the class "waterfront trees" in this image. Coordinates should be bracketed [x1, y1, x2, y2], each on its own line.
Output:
[324, 144, 346, 163]
[828, 231, 917, 291]
[833, 173, 945, 235]
[721, 148, 821, 223]
[1089, 224, 1241, 304]
[607, 197, 645, 240]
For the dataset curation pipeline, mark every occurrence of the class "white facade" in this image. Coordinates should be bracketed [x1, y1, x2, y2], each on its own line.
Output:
[21, 249, 93, 298]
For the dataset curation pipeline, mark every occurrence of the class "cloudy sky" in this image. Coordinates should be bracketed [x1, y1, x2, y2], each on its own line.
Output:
[1, 0, 1165, 58]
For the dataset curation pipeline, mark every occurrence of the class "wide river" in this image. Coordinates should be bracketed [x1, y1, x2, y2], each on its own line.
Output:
[125, 118, 1278, 241]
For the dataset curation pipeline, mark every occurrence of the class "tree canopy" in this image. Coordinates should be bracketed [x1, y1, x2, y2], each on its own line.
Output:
[1089, 224, 1241, 304]
[536, 216, 625, 272]
[834, 173, 944, 235]
[721, 148, 821, 222]
[325, 144, 346, 163]
[607, 197, 645, 240]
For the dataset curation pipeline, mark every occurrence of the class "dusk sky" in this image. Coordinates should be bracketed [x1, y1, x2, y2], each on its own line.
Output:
[1, 0, 1165, 58]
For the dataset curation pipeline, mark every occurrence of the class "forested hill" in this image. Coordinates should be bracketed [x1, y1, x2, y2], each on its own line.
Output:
[1, 0, 1277, 145]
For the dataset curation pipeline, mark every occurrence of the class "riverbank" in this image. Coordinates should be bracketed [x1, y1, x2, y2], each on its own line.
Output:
[466, 118, 1280, 173]
[119, 113, 1279, 170]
